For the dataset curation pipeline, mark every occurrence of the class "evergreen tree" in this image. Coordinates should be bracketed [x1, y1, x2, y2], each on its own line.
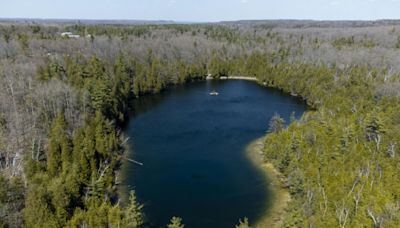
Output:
[90, 78, 112, 116]
[268, 113, 285, 133]
[47, 113, 71, 176]
[112, 53, 132, 121]
[365, 112, 387, 150]
[235, 217, 250, 228]
[167, 216, 184, 228]
[124, 190, 144, 228]
[24, 176, 58, 227]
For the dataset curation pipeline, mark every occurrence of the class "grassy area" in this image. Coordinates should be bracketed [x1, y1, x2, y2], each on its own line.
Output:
[245, 137, 291, 228]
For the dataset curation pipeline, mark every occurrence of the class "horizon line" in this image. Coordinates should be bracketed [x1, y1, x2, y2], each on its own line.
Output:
[1, 17, 400, 24]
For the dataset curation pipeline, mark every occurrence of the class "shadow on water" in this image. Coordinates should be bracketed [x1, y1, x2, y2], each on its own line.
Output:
[122, 80, 306, 228]
[130, 82, 207, 119]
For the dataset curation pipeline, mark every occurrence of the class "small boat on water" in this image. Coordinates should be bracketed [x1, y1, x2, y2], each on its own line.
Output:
[209, 90, 219, 96]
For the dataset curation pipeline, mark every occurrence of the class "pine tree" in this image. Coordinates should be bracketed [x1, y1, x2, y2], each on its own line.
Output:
[365, 112, 387, 150]
[124, 190, 144, 228]
[167, 216, 184, 228]
[90, 79, 112, 116]
[94, 111, 118, 159]
[235, 217, 250, 228]
[87, 55, 106, 79]
[112, 53, 131, 121]
[47, 113, 71, 176]
[24, 176, 58, 227]
[268, 113, 285, 133]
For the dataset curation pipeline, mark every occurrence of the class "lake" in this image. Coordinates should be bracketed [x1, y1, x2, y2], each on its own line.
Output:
[122, 80, 306, 227]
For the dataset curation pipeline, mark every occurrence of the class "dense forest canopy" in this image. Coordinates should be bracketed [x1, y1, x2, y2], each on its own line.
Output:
[1, 20, 400, 227]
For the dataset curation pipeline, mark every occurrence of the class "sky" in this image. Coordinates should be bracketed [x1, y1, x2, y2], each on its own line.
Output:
[1, 0, 400, 22]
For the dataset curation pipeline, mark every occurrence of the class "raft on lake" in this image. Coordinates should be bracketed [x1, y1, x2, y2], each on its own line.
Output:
[209, 91, 219, 96]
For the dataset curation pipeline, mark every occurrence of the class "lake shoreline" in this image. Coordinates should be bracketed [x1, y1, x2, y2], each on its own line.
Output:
[206, 75, 258, 81]
[245, 137, 291, 228]
[121, 79, 306, 227]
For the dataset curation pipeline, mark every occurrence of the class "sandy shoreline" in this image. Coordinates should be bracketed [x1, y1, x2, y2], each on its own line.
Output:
[206, 75, 258, 81]
[245, 137, 291, 228]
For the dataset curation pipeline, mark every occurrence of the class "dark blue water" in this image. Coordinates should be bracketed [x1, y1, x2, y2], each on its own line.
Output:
[123, 80, 306, 227]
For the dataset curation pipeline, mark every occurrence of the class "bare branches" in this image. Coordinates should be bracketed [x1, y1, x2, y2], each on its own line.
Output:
[335, 201, 349, 228]
[367, 208, 384, 228]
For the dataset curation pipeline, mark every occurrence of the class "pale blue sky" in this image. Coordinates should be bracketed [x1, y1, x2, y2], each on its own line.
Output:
[1, 0, 400, 22]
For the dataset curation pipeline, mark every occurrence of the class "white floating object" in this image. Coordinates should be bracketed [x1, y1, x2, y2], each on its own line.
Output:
[209, 91, 219, 96]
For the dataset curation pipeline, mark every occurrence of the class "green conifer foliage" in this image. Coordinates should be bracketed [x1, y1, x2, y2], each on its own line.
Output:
[47, 113, 71, 176]
[235, 217, 250, 228]
[268, 113, 286, 133]
[168, 216, 185, 228]
[124, 190, 144, 228]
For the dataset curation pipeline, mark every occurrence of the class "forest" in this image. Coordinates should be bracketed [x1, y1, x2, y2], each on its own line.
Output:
[1, 19, 400, 227]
